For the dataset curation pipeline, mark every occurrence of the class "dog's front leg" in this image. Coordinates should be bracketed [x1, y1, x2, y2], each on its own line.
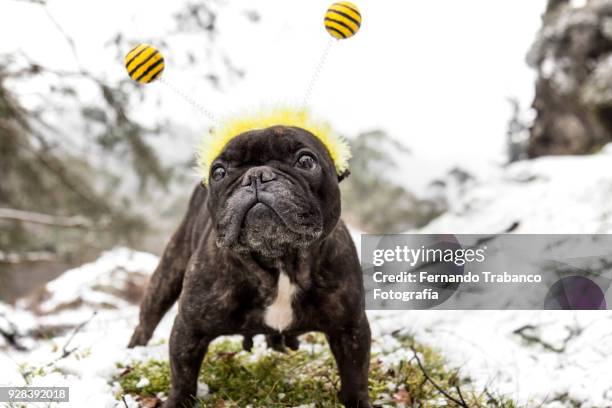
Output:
[326, 313, 372, 408]
[164, 316, 210, 408]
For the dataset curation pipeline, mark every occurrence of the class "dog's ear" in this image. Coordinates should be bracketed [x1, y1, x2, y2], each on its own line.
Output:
[337, 169, 350, 183]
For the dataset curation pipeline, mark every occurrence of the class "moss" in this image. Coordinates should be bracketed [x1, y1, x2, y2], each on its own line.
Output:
[116, 335, 518, 407]
[118, 359, 172, 398]
[18, 362, 46, 383]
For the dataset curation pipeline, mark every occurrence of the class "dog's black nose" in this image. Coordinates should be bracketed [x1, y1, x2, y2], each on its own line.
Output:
[242, 166, 276, 187]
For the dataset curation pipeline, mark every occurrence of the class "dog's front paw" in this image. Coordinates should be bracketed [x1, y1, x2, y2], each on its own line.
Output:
[338, 391, 372, 408]
[127, 325, 151, 348]
[285, 335, 300, 351]
[242, 336, 254, 351]
[341, 398, 372, 408]
[265, 334, 300, 352]
[265, 334, 286, 352]
[160, 397, 179, 408]
[162, 394, 194, 408]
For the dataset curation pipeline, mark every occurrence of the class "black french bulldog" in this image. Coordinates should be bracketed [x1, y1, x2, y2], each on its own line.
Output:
[128, 125, 371, 408]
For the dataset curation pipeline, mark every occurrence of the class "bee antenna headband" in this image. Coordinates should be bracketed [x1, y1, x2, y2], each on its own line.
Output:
[123, 2, 362, 183]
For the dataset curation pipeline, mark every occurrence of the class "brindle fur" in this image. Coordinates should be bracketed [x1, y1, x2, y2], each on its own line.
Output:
[128, 126, 371, 408]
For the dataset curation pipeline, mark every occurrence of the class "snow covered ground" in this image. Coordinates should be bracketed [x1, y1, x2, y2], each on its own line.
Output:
[418, 144, 612, 235]
[0, 249, 164, 408]
[2, 147, 612, 407]
[364, 145, 612, 407]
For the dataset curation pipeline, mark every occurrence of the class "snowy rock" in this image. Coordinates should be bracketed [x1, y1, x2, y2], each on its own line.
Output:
[20, 248, 158, 316]
[418, 144, 612, 234]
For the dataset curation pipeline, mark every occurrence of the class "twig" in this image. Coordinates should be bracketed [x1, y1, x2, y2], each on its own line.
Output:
[0, 208, 95, 228]
[0, 327, 27, 351]
[0, 251, 57, 264]
[534, 393, 551, 408]
[60, 311, 98, 358]
[409, 344, 469, 407]
[455, 384, 468, 407]
[121, 395, 129, 408]
[512, 325, 568, 353]
[0, 313, 27, 351]
[10, 0, 80, 66]
[10, 0, 46, 4]
[484, 387, 500, 407]
[22, 311, 98, 379]
[42, 7, 81, 67]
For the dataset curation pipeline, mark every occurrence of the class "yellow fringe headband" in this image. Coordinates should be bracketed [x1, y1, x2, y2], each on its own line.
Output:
[196, 107, 351, 184]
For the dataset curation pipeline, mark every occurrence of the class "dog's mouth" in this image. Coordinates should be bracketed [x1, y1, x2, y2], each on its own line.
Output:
[216, 190, 323, 254]
[242, 201, 277, 227]
[235, 200, 294, 255]
[242, 198, 289, 225]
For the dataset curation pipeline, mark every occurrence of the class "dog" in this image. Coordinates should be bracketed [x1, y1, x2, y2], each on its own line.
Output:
[128, 124, 371, 408]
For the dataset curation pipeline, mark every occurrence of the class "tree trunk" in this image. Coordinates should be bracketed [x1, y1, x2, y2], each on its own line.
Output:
[527, 0, 612, 157]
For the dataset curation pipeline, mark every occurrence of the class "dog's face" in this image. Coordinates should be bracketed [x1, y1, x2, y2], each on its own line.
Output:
[206, 126, 343, 257]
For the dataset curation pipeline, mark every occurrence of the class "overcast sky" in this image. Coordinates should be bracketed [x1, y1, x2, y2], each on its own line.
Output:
[222, 1, 548, 159]
[1, 0, 549, 189]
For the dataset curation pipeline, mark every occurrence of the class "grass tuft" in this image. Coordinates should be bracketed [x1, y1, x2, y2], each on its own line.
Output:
[116, 334, 517, 407]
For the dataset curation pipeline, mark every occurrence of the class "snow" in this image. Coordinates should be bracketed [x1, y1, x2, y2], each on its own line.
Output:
[0, 248, 171, 408]
[391, 144, 612, 406]
[3, 152, 612, 406]
[419, 143, 612, 235]
[371, 310, 612, 407]
[33, 248, 158, 314]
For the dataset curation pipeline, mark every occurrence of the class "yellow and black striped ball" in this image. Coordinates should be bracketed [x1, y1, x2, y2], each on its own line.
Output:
[324, 2, 361, 40]
[124, 43, 164, 84]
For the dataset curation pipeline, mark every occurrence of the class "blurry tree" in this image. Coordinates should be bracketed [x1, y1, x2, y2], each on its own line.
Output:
[526, 0, 612, 157]
[505, 97, 529, 163]
[545, 0, 570, 15]
[341, 130, 443, 233]
[0, 0, 256, 301]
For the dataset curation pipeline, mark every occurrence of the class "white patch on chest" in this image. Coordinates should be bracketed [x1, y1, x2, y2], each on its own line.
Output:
[263, 271, 297, 332]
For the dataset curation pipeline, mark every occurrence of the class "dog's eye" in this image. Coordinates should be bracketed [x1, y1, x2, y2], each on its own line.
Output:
[211, 166, 226, 181]
[295, 153, 317, 170]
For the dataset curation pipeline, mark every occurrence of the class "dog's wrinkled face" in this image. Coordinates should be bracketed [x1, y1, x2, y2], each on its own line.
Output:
[206, 126, 342, 257]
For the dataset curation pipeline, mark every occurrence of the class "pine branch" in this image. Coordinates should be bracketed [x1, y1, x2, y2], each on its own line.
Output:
[13, 138, 111, 212]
